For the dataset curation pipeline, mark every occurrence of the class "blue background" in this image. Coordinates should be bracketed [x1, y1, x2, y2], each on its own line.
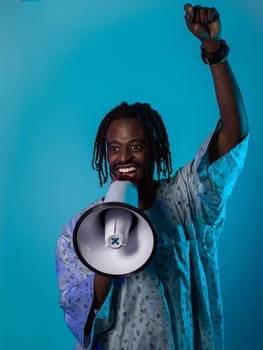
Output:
[1, 0, 262, 349]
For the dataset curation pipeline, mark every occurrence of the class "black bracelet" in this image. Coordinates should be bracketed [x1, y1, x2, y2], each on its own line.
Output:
[201, 39, 230, 66]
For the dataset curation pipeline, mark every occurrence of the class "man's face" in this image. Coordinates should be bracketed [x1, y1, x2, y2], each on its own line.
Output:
[105, 118, 154, 185]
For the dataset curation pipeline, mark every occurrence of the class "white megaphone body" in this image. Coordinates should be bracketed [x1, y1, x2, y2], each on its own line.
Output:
[73, 175, 157, 277]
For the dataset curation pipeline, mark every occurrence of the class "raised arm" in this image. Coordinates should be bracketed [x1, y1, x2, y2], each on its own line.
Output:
[184, 4, 249, 162]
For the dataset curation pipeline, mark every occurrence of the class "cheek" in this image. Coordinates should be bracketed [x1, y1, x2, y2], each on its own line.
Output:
[107, 156, 114, 168]
[106, 153, 113, 167]
[107, 155, 120, 176]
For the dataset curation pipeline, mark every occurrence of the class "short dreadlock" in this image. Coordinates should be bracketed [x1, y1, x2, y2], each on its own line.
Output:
[92, 102, 173, 187]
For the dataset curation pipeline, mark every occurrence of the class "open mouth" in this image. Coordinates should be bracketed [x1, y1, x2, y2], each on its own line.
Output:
[117, 166, 138, 176]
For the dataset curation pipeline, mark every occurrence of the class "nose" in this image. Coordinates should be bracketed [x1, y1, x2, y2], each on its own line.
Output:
[117, 147, 132, 163]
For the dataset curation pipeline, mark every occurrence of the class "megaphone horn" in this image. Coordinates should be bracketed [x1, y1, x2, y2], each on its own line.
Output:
[73, 175, 157, 277]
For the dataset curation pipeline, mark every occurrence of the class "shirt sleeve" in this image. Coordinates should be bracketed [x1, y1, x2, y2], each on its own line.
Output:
[181, 131, 249, 244]
[56, 214, 95, 347]
[56, 204, 114, 349]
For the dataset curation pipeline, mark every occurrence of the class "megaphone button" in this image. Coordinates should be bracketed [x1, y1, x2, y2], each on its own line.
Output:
[107, 234, 124, 249]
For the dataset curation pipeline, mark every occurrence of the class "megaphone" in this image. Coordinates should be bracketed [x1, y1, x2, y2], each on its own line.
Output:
[73, 175, 157, 277]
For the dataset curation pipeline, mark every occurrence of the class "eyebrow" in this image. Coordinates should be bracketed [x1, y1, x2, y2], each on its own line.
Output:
[106, 139, 146, 145]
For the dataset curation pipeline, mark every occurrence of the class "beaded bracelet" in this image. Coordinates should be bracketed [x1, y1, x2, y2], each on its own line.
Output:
[201, 39, 230, 66]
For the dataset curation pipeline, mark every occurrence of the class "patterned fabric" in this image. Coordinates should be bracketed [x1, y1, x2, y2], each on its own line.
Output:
[56, 132, 249, 350]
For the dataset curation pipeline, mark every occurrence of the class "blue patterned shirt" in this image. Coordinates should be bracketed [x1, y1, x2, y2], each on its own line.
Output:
[56, 132, 248, 350]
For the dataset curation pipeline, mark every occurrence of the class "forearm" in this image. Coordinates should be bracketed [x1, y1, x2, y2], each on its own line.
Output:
[203, 39, 247, 132]
[209, 58, 249, 139]
[84, 274, 112, 333]
[94, 274, 112, 309]
[202, 39, 249, 158]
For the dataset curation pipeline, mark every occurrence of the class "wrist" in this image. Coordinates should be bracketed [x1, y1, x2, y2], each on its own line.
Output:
[201, 38, 221, 53]
[201, 39, 230, 66]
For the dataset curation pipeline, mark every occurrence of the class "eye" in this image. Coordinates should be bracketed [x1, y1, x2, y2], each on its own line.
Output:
[107, 144, 120, 153]
[129, 143, 144, 152]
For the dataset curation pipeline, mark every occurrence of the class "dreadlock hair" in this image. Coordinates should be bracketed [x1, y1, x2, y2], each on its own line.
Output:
[92, 102, 173, 187]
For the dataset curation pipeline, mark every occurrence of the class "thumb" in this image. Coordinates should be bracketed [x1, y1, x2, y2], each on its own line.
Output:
[184, 3, 193, 22]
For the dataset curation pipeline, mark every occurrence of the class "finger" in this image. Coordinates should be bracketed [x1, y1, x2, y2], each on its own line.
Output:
[200, 7, 209, 24]
[207, 7, 219, 24]
[191, 5, 201, 23]
[184, 3, 193, 23]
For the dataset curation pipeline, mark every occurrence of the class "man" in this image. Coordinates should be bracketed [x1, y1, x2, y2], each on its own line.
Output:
[56, 4, 249, 350]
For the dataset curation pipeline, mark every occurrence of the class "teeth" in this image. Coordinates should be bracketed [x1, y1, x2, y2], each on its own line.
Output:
[118, 167, 136, 173]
